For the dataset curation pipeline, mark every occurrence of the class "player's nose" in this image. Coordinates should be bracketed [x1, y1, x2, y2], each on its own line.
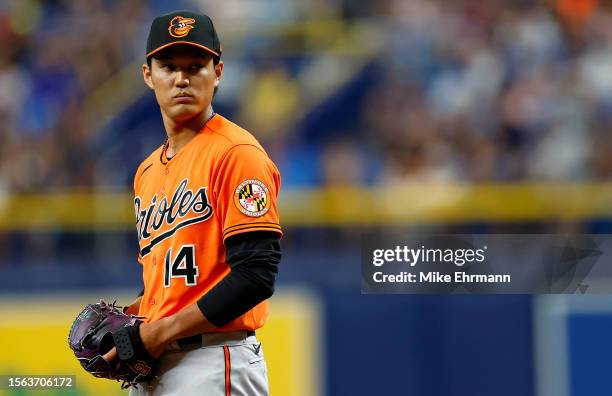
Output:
[175, 71, 189, 87]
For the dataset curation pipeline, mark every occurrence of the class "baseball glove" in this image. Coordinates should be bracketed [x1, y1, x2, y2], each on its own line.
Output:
[68, 300, 156, 388]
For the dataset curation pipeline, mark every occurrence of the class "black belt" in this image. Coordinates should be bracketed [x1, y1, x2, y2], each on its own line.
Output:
[176, 330, 256, 348]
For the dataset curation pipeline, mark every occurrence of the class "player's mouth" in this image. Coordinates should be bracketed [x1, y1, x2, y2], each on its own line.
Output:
[173, 93, 195, 103]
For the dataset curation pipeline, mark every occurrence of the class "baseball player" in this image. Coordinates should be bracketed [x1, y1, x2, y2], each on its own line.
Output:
[103, 10, 282, 395]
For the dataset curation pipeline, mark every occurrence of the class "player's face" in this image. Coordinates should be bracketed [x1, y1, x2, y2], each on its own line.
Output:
[143, 45, 223, 123]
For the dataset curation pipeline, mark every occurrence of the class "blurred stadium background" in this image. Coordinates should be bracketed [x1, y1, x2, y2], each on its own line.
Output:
[1, 0, 612, 395]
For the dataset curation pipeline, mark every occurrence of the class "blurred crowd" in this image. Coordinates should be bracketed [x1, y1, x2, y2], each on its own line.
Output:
[2, 0, 612, 193]
[354, 0, 612, 186]
[0, 0, 149, 192]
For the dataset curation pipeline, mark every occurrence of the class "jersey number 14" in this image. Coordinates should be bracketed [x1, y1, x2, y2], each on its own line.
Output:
[164, 245, 199, 287]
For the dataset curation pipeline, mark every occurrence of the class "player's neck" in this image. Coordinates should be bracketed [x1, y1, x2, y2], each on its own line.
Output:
[163, 107, 214, 157]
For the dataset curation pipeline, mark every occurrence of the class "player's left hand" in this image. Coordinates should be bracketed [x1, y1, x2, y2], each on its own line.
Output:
[69, 300, 157, 387]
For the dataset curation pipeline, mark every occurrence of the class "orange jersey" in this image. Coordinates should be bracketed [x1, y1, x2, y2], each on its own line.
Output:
[133, 114, 282, 330]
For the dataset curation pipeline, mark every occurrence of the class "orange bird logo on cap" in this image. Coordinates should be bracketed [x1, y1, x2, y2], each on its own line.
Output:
[168, 16, 195, 38]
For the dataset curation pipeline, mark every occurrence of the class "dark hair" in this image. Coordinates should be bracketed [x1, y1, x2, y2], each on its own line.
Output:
[146, 55, 221, 96]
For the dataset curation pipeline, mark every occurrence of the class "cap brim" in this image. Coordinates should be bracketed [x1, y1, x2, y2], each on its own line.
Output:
[146, 41, 220, 59]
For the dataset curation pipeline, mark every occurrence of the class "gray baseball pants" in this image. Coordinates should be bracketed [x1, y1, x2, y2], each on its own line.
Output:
[128, 331, 270, 396]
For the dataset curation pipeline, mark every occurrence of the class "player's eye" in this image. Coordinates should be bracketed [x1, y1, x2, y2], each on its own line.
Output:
[191, 63, 203, 71]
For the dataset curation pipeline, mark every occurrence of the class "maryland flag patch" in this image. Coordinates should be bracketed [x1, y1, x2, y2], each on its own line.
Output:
[234, 179, 270, 217]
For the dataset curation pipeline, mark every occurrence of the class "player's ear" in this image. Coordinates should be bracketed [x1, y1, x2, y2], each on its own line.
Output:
[142, 63, 154, 90]
[214, 60, 224, 89]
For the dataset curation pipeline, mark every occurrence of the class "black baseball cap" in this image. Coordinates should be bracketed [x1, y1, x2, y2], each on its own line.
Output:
[146, 10, 222, 61]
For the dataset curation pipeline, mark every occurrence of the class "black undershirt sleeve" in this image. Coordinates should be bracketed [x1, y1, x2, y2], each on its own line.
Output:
[196, 231, 282, 328]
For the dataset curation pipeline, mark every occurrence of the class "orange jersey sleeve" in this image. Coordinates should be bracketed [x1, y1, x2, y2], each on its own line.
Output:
[212, 144, 282, 241]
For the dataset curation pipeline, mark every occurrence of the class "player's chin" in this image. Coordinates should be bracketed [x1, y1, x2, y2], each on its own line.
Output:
[168, 104, 203, 121]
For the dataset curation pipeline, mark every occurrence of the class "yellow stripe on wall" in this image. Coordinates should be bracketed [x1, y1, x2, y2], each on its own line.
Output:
[1, 184, 612, 231]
